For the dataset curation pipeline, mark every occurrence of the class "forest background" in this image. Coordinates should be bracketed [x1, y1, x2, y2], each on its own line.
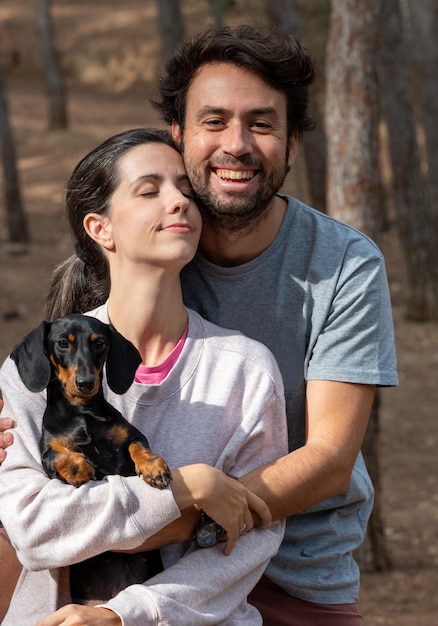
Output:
[0, 1, 437, 624]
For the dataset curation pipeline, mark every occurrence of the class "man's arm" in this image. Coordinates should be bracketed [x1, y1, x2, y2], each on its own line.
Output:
[134, 380, 374, 549]
[239, 380, 375, 521]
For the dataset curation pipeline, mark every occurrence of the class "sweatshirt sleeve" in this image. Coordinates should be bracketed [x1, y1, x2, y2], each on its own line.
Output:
[0, 357, 181, 571]
[101, 354, 288, 626]
[102, 522, 285, 626]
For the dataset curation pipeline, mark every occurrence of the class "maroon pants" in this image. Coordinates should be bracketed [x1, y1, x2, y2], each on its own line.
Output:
[248, 576, 363, 626]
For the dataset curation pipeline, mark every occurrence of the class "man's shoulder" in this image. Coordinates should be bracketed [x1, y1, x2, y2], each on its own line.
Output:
[283, 195, 384, 258]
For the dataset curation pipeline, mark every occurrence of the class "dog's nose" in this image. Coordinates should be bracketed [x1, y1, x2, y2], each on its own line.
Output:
[75, 377, 95, 393]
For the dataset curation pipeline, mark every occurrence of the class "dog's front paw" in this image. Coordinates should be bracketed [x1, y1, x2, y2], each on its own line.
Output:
[54, 451, 96, 487]
[140, 454, 173, 490]
[129, 442, 172, 489]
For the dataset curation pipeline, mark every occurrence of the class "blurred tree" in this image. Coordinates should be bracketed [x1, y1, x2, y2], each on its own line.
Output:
[264, 0, 300, 33]
[406, 0, 438, 227]
[157, 0, 184, 63]
[208, 0, 234, 27]
[325, 0, 390, 572]
[326, 0, 382, 240]
[380, 0, 438, 320]
[264, 0, 327, 212]
[35, 0, 68, 130]
[0, 48, 29, 243]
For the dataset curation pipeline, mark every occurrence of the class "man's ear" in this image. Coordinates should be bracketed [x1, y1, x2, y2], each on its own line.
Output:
[287, 132, 299, 167]
[83, 213, 114, 251]
[172, 121, 182, 148]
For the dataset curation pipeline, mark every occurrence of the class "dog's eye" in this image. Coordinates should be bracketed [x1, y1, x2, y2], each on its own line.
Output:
[95, 339, 107, 352]
[57, 339, 69, 349]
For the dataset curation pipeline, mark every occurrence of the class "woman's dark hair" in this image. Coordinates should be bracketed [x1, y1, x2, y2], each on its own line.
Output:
[153, 23, 316, 138]
[45, 128, 178, 320]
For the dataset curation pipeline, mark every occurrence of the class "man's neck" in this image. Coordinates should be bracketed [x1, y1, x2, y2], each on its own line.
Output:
[198, 195, 287, 267]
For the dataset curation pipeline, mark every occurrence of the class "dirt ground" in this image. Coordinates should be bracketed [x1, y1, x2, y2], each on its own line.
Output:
[1, 2, 437, 624]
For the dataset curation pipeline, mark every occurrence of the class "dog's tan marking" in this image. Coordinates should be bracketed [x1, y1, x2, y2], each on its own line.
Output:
[52, 360, 100, 405]
[50, 438, 95, 487]
[128, 441, 172, 489]
[106, 424, 129, 445]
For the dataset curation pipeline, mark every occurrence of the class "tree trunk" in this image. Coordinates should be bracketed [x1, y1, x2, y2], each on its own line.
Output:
[359, 393, 391, 571]
[208, 0, 234, 27]
[156, 0, 184, 64]
[34, 0, 68, 130]
[264, 0, 300, 34]
[406, 0, 438, 226]
[380, 0, 438, 321]
[325, 0, 390, 572]
[326, 0, 382, 239]
[0, 47, 29, 243]
[264, 0, 327, 212]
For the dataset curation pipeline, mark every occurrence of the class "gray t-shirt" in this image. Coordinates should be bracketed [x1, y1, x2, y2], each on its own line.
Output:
[181, 194, 398, 604]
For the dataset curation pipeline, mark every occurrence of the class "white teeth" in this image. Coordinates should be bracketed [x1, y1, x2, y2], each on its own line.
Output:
[216, 169, 254, 180]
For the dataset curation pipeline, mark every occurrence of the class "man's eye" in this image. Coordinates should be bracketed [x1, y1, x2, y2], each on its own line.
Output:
[251, 121, 272, 131]
[204, 119, 225, 128]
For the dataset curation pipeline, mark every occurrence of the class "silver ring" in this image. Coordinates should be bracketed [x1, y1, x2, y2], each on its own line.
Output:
[239, 522, 247, 533]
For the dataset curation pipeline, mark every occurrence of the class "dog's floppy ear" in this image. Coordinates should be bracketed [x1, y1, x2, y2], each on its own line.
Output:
[10, 321, 52, 392]
[105, 325, 142, 394]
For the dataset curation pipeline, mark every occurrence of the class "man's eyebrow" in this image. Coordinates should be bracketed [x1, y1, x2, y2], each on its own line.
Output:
[196, 105, 280, 118]
[195, 106, 228, 119]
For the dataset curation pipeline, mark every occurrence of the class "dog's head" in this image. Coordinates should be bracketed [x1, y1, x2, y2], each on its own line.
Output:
[11, 315, 142, 402]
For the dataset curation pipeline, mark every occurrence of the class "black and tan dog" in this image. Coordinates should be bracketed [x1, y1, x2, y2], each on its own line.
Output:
[11, 314, 172, 602]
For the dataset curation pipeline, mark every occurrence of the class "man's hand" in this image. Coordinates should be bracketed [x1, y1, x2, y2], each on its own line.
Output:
[35, 604, 121, 626]
[0, 404, 14, 463]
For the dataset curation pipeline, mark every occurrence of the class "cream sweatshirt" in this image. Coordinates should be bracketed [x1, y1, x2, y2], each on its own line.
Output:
[0, 306, 287, 625]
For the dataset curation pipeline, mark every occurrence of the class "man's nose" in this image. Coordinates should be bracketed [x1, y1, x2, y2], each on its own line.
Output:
[222, 122, 251, 156]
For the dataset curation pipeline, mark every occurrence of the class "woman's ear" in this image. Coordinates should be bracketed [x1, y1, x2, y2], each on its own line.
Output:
[83, 213, 114, 251]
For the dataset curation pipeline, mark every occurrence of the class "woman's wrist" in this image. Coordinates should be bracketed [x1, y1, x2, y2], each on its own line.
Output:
[170, 464, 211, 511]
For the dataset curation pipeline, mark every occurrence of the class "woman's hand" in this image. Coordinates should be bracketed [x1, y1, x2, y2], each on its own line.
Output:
[171, 464, 271, 555]
[35, 605, 121, 626]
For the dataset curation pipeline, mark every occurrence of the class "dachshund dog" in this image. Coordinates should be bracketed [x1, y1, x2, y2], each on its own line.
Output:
[10, 314, 172, 603]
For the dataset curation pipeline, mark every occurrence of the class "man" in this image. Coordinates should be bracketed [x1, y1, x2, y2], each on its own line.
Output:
[0, 24, 397, 625]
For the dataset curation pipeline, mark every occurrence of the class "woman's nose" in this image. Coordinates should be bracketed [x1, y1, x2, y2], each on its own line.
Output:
[169, 189, 190, 213]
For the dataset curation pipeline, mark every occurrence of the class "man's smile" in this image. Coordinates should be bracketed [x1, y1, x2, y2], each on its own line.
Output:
[214, 168, 257, 181]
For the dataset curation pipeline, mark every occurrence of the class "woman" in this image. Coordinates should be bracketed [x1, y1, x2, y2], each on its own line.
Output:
[0, 129, 287, 625]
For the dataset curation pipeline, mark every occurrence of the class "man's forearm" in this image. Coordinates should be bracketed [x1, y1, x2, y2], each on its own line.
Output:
[115, 507, 201, 553]
[241, 381, 375, 521]
[238, 444, 351, 522]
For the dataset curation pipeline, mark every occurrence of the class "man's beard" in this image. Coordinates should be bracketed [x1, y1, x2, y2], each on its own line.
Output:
[182, 146, 290, 234]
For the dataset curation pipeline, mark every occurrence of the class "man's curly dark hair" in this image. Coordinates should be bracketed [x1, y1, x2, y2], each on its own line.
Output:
[153, 23, 316, 139]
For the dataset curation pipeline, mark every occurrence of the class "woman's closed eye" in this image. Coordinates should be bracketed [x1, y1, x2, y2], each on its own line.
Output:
[139, 186, 159, 198]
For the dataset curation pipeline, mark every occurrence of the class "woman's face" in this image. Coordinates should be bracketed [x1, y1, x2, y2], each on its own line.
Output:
[97, 143, 202, 271]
